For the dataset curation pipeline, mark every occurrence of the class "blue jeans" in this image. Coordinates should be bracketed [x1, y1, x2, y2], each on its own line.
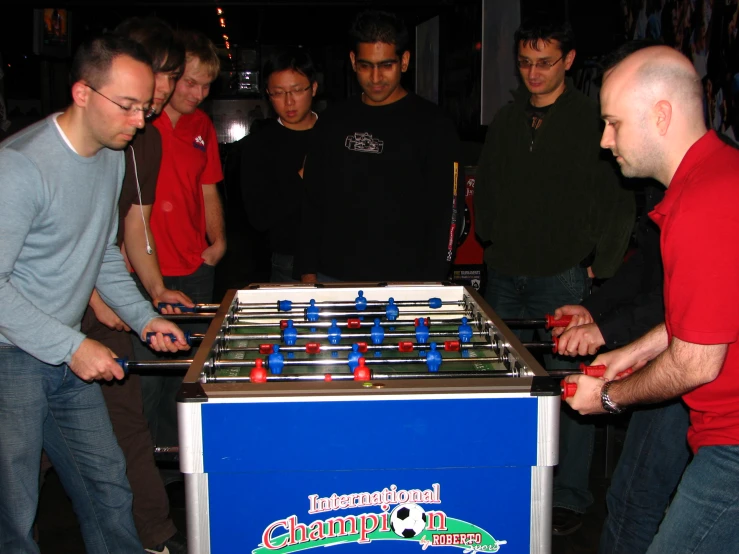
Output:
[599, 400, 691, 554]
[645, 444, 739, 553]
[271, 252, 298, 283]
[134, 262, 215, 452]
[0, 346, 141, 553]
[485, 266, 594, 514]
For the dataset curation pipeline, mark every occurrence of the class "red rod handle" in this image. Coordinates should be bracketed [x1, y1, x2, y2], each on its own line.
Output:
[545, 314, 574, 329]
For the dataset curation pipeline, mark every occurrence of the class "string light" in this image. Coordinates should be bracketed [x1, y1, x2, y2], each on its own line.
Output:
[215, 6, 234, 69]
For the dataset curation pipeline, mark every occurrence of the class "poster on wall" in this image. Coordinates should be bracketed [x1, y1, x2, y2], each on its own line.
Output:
[619, 0, 737, 143]
[33, 8, 72, 58]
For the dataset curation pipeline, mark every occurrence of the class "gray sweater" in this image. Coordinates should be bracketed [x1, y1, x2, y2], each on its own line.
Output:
[0, 116, 156, 365]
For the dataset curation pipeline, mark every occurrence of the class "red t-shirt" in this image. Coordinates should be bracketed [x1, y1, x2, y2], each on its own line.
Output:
[151, 109, 223, 276]
[649, 131, 739, 453]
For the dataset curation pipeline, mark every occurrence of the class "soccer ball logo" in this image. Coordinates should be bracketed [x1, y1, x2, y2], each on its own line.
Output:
[390, 503, 427, 538]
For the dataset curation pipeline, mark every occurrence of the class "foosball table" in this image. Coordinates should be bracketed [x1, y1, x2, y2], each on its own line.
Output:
[173, 283, 562, 554]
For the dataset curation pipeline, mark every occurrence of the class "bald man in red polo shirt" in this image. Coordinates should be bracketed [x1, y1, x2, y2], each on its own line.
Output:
[564, 46, 739, 552]
[136, 30, 225, 475]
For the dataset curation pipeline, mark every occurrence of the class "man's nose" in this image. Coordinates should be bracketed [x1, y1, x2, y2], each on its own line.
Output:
[600, 126, 613, 150]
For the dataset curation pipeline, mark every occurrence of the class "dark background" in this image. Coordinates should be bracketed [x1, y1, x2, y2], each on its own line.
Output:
[0, 0, 627, 139]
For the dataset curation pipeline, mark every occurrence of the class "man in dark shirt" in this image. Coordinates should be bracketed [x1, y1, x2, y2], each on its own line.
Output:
[474, 13, 635, 535]
[297, 9, 463, 283]
[241, 47, 318, 282]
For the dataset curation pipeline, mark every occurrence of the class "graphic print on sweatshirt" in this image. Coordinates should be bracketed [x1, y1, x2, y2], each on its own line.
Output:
[345, 132, 384, 154]
[193, 135, 206, 151]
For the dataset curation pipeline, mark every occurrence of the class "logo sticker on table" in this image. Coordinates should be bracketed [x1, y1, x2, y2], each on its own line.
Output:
[253, 483, 507, 552]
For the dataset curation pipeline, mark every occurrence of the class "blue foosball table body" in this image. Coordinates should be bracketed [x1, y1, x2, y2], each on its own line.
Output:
[177, 284, 560, 554]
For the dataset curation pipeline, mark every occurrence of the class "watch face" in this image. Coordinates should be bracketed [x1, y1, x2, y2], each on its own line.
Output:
[601, 382, 623, 414]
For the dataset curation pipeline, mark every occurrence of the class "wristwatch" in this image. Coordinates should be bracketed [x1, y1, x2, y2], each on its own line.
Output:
[600, 380, 624, 414]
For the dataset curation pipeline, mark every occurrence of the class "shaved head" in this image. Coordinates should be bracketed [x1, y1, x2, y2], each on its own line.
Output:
[600, 46, 707, 185]
[606, 46, 703, 122]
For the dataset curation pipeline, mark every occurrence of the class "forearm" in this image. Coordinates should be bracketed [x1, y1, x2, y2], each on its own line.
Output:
[618, 322, 669, 364]
[610, 337, 727, 406]
[123, 204, 166, 299]
[96, 243, 157, 337]
[203, 184, 226, 247]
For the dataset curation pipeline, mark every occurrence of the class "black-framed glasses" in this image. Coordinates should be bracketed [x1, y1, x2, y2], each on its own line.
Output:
[516, 56, 564, 71]
[86, 84, 154, 118]
[266, 85, 313, 101]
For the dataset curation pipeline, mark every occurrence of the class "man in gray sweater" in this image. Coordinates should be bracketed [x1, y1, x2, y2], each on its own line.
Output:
[0, 34, 189, 553]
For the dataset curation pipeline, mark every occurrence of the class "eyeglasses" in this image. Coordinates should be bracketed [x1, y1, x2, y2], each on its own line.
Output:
[516, 56, 564, 71]
[86, 84, 154, 118]
[266, 85, 313, 101]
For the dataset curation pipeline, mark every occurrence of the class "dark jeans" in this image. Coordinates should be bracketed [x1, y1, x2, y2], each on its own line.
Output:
[133, 262, 215, 457]
[80, 307, 177, 548]
[599, 400, 691, 554]
[485, 265, 594, 514]
[271, 252, 298, 283]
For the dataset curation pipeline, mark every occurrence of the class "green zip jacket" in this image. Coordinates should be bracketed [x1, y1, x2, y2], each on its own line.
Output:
[474, 79, 635, 278]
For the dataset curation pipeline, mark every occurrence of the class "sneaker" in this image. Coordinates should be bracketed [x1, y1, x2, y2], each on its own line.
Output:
[145, 531, 187, 554]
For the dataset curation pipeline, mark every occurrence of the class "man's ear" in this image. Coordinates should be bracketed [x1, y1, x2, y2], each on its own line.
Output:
[349, 51, 357, 73]
[563, 48, 576, 71]
[654, 99, 673, 136]
[71, 81, 90, 108]
[401, 50, 410, 73]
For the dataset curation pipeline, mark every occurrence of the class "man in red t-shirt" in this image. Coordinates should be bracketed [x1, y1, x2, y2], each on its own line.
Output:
[565, 45, 739, 552]
[136, 30, 225, 478]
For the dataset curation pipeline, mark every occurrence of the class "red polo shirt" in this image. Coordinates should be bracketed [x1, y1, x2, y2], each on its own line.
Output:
[649, 131, 739, 452]
[151, 108, 223, 276]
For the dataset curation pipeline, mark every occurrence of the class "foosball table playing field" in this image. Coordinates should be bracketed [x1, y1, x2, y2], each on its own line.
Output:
[165, 283, 566, 554]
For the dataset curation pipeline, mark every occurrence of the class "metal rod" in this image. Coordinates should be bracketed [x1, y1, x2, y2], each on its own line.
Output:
[228, 318, 452, 329]
[503, 318, 548, 327]
[205, 369, 517, 383]
[219, 330, 488, 341]
[226, 309, 470, 321]
[523, 342, 555, 350]
[125, 360, 193, 371]
[235, 299, 467, 311]
[219, 341, 495, 354]
[546, 370, 591, 378]
[214, 356, 502, 369]
[162, 313, 215, 321]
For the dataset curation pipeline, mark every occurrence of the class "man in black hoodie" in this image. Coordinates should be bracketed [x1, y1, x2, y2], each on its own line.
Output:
[474, 13, 635, 536]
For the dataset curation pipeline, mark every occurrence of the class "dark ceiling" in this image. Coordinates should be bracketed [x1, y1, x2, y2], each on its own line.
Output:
[1, 1, 462, 61]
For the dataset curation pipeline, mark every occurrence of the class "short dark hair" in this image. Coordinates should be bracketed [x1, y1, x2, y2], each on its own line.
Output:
[515, 12, 576, 56]
[114, 16, 185, 76]
[349, 10, 409, 57]
[263, 47, 317, 88]
[70, 33, 152, 89]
